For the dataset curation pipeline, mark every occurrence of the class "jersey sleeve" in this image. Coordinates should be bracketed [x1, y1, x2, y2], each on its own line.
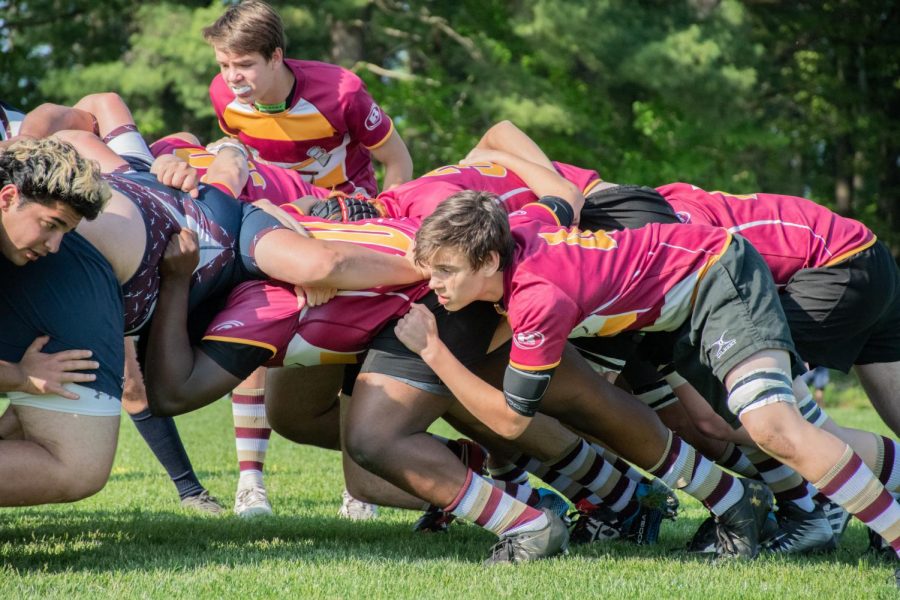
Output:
[553, 161, 604, 196]
[339, 72, 395, 150]
[508, 201, 570, 229]
[506, 281, 581, 372]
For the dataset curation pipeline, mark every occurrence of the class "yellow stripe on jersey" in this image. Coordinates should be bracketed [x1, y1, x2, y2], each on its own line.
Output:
[364, 120, 395, 150]
[822, 236, 877, 267]
[509, 359, 561, 372]
[320, 352, 361, 365]
[539, 228, 618, 250]
[305, 221, 413, 252]
[595, 313, 639, 336]
[202, 335, 277, 356]
[223, 105, 336, 142]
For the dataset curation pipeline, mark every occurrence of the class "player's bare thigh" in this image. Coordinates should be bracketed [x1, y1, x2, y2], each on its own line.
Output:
[265, 365, 343, 449]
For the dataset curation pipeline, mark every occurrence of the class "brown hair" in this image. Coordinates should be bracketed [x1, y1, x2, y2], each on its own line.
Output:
[414, 190, 514, 271]
[0, 138, 109, 220]
[203, 0, 287, 60]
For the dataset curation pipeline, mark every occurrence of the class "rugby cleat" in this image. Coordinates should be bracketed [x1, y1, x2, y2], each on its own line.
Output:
[233, 484, 273, 518]
[535, 488, 570, 520]
[688, 510, 777, 554]
[338, 489, 378, 521]
[644, 478, 679, 520]
[763, 502, 835, 554]
[819, 500, 851, 544]
[569, 499, 664, 545]
[181, 489, 225, 515]
[412, 506, 456, 533]
[484, 509, 569, 565]
[714, 480, 773, 560]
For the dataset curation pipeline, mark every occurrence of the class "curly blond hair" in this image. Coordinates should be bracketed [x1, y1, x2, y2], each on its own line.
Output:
[0, 137, 109, 220]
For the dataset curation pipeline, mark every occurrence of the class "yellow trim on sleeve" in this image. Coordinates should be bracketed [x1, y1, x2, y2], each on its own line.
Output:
[364, 119, 396, 151]
[583, 179, 605, 196]
[822, 236, 877, 267]
[509, 359, 561, 372]
[524, 201, 562, 226]
[202, 335, 277, 356]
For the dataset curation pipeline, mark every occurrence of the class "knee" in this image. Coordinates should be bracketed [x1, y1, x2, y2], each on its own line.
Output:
[345, 424, 391, 473]
[53, 461, 111, 502]
[76, 92, 124, 115]
[742, 408, 806, 462]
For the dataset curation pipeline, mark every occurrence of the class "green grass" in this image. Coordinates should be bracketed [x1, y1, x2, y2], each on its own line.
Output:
[0, 399, 895, 599]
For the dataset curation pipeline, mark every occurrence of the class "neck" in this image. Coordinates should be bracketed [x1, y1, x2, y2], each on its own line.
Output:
[256, 63, 294, 107]
[482, 272, 505, 303]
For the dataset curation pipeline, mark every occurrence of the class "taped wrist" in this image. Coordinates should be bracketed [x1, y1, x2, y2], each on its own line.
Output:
[503, 364, 555, 417]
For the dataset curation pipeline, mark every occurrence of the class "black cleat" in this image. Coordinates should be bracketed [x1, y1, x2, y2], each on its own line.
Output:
[412, 506, 456, 533]
[714, 480, 773, 560]
[569, 500, 664, 546]
[763, 502, 835, 554]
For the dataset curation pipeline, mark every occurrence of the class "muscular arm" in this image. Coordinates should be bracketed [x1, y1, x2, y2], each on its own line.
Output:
[469, 120, 555, 171]
[144, 231, 243, 416]
[204, 142, 250, 196]
[464, 149, 584, 222]
[370, 129, 413, 190]
[395, 304, 533, 439]
[17, 103, 96, 140]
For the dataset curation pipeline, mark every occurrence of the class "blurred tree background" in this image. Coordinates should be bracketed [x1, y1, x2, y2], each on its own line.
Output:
[1, 0, 898, 248]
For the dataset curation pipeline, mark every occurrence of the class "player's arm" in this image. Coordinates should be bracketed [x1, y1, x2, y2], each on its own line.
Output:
[204, 138, 251, 197]
[395, 304, 540, 439]
[144, 229, 244, 416]
[671, 377, 755, 446]
[464, 149, 584, 222]
[369, 129, 413, 191]
[468, 120, 555, 171]
[0, 337, 99, 400]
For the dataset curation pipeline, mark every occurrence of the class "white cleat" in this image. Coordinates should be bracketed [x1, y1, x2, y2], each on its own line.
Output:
[338, 489, 379, 521]
[234, 484, 273, 518]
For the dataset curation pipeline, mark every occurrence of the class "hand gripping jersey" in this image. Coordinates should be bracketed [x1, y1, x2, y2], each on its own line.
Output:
[501, 204, 732, 372]
[106, 171, 282, 334]
[374, 161, 604, 221]
[150, 136, 331, 206]
[659, 183, 875, 286]
[209, 59, 394, 196]
[201, 217, 430, 375]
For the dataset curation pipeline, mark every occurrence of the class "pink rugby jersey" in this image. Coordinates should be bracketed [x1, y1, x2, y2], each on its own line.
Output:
[150, 136, 330, 205]
[501, 204, 732, 371]
[209, 59, 394, 196]
[203, 217, 429, 367]
[659, 183, 875, 286]
[375, 161, 603, 220]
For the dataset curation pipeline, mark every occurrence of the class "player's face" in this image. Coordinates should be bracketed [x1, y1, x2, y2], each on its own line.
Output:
[426, 247, 497, 312]
[214, 48, 282, 105]
[0, 186, 81, 265]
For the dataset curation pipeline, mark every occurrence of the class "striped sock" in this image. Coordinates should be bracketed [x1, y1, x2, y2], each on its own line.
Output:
[741, 444, 816, 512]
[446, 470, 548, 536]
[590, 443, 647, 483]
[650, 431, 743, 516]
[488, 462, 539, 505]
[718, 442, 761, 478]
[548, 439, 638, 512]
[233, 387, 271, 482]
[514, 453, 603, 507]
[795, 392, 828, 427]
[814, 445, 900, 557]
[874, 434, 900, 493]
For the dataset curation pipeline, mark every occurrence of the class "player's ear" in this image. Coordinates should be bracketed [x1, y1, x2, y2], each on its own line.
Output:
[0, 184, 19, 211]
[483, 251, 501, 276]
[270, 47, 283, 66]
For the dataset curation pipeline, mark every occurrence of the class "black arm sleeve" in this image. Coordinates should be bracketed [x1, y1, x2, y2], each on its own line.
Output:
[503, 364, 556, 417]
[538, 195, 574, 227]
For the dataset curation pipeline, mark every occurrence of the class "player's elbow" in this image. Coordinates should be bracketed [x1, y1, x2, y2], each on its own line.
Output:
[495, 414, 531, 441]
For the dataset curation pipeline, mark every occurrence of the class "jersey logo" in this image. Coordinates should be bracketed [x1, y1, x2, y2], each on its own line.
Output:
[365, 104, 384, 131]
[307, 146, 331, 167]
[709, 330, 737, 359]
[513, 331, 545, 350]
[676, 211, 691, 224]
[210, 319, 245, 332]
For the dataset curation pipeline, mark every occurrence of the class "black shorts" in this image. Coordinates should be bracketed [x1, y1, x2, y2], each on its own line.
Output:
[669, 236, 805, 415]
[571, 332, 643, 374]
[780, 240, 900, 371]
[360, 292, 500, 395]
[0, 233, 125, 399]
[580, 185, 679, 231]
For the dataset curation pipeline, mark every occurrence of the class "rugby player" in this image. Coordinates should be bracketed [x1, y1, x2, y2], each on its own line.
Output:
[203, 0, 412, 196]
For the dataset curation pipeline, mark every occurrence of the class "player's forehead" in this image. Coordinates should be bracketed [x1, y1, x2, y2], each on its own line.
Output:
[429, 246, 470, 269]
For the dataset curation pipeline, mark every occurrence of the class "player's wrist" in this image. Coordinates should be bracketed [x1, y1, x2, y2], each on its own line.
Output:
[208, 140, 249, 160]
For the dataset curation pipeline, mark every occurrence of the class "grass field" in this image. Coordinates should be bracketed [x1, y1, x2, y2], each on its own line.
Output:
[1, 398, 896, 599]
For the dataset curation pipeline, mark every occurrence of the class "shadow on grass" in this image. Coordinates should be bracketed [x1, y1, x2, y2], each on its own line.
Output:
[0, 510, 885, 574]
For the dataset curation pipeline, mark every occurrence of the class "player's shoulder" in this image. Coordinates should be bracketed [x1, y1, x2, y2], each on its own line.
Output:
[288, 58, 360, 85]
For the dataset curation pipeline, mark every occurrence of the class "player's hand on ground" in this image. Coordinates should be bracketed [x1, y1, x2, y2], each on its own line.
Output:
[395, 303, 440, 357]
[151, 154, 200, 198]
[161, 228, 200, 280]
[299, 285, 339, 307]
[16, 335, 99, 400]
